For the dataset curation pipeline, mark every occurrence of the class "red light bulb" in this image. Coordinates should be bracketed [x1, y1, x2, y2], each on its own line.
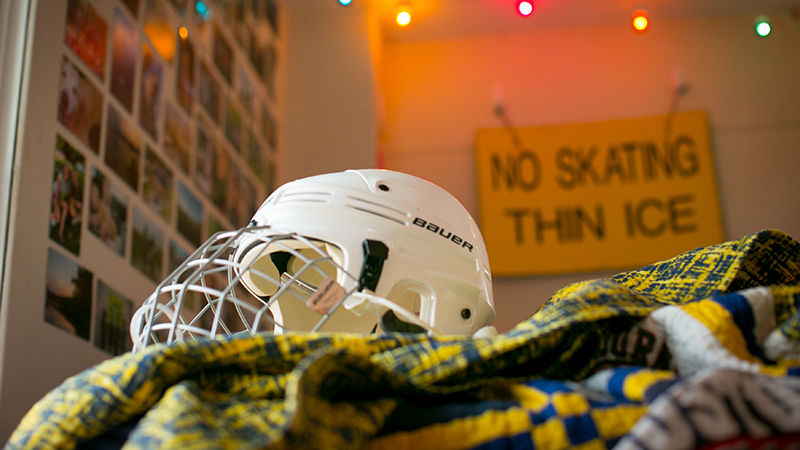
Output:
[517, 1, 533, 17]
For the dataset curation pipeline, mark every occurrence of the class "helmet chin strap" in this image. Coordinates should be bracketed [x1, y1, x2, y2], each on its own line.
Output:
[350, 239, 496, 338]
[379, 309, 426, 334]
[344, 291, 442, 336]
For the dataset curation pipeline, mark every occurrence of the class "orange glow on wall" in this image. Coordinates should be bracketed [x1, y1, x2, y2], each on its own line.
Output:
[143, 22, 176, 61]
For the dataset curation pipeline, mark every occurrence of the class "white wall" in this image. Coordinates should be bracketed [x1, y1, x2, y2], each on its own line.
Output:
[379, 14, 800, 333]
[280, 2, 377, 184]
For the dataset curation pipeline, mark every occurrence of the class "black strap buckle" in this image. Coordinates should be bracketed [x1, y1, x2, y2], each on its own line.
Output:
[358, 239, 388, 292]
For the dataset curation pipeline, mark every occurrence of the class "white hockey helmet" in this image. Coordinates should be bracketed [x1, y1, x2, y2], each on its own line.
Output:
[131, 169, 495, 351]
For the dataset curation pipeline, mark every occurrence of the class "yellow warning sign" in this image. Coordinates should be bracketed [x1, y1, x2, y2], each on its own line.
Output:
[475, 110, 724, 276]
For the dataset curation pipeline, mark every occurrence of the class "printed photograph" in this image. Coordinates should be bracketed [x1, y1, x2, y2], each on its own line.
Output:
[50, 135, 86, 256]
[195, 120, 214, 197]
[65, 0, 108, 79]
[207, 213, 225, 239]
[139, 43, 164, 140]
[224, 0, 245, 32]
[227, 1, 249, 50]
[249, 32, 264, 76]
[144, 0, 175, 62]
[263, 103, 277, 151]
[264, 157, 275, 194]
[131, 207, 164, 282]
[57, 57, 103, 153]
[105, 105, 142, 190]
[226, 162, 243, 227]
[240, 176, 258, 228]
[267, 0, 279, 36]
[176, 37, 195, 112]
[198, 63, 220, 122]
[238, 65, 255, 115]
[164, 103, 192, 174]
[249, 115, 273, 189]
[211, 144, 231, 213]
[225, 101, 243, 151]
[189, 4, 213, 49]
[121, 0, 140, 18]
[213, 27, 233, 84]
[88, 168, 127, 256]
[93, 280, 133, 356]
[110, 8, 138, 112]
[246, 130, 263, 177]
[168, 239, 190, 274]
[177, 181, 203, 247]
[263, 45, 277, 101]
[167, 0, 189, 14]
[252, 0, 266, 20]
[44, 247, 93, 340]
[143, 147, 174, 223]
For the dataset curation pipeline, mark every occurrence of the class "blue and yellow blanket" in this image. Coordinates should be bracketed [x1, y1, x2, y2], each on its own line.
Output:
[6, 229, 800, 449]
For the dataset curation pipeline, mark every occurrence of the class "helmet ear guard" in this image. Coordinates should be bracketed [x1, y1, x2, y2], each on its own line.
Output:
[131, 170, 496, 351]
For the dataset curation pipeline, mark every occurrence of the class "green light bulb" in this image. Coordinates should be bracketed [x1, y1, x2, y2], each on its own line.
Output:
[755, 16, 771, 37]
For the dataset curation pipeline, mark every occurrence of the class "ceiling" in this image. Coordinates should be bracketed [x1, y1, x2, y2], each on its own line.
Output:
[284, 0, 800, 42]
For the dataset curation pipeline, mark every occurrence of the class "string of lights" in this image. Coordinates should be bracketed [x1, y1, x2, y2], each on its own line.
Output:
[334, 0, 780, 37]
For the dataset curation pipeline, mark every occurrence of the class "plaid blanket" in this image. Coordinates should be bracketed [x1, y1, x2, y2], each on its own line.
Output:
[6, 229, 800, 450]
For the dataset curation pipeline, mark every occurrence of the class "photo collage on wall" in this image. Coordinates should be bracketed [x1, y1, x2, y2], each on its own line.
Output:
[45, 0, 281, 355]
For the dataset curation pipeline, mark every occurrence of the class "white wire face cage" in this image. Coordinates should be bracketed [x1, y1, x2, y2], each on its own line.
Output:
[130, 227, 372, 352]
[131, 170, 495, 352]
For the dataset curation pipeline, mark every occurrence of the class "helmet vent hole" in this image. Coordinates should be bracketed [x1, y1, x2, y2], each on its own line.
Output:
[461, 308, 471, 320]
[378, 184, 390, 192]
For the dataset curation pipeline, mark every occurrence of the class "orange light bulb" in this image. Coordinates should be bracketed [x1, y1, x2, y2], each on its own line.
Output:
[632, 10, 649, 32]
[396, 4, 412, 27]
